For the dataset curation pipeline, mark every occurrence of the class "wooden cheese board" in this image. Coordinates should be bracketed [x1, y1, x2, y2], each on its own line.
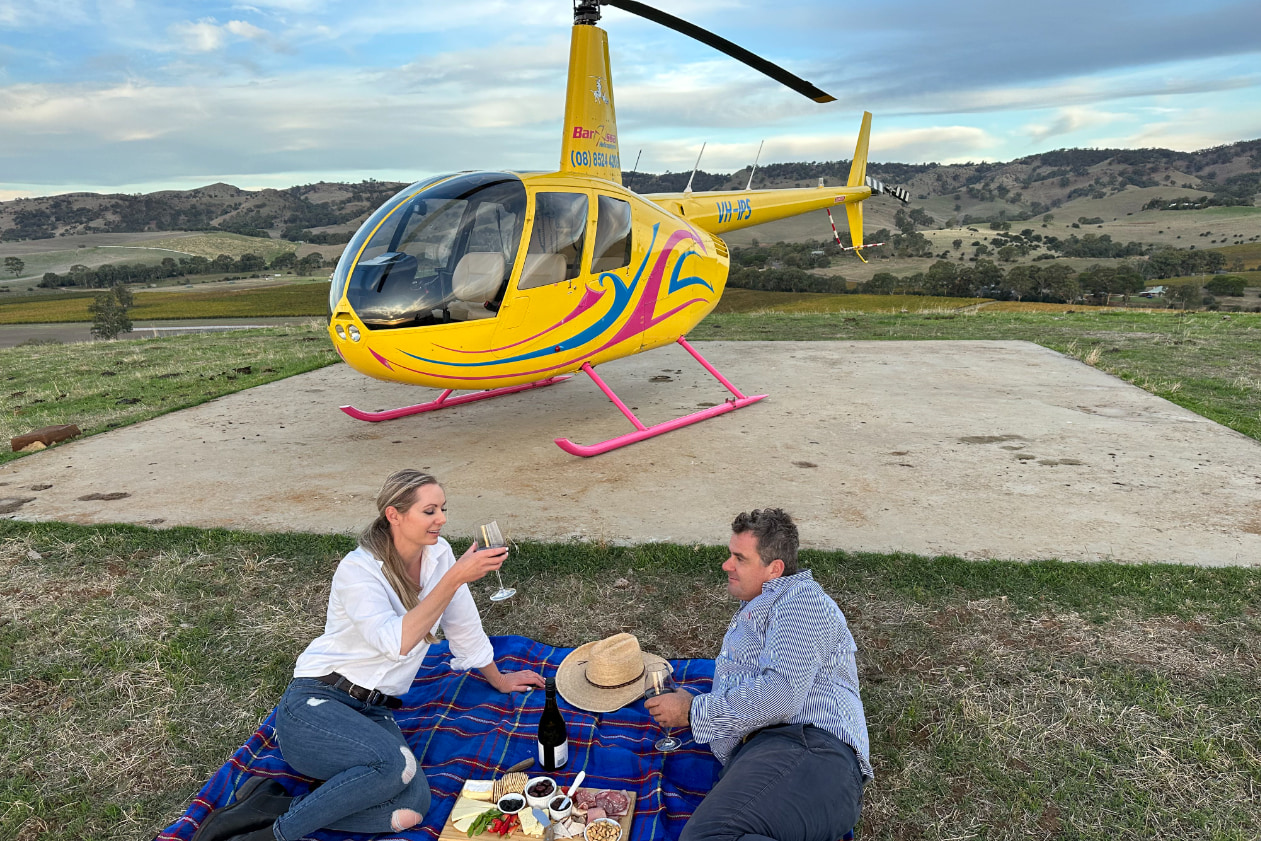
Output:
[438, 787, 636, 841]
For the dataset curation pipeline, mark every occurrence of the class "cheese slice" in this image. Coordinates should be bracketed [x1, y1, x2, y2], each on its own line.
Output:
[450, 797, 494, 831]
[518, 807, 545, 838]
[462, 780, 495, 802]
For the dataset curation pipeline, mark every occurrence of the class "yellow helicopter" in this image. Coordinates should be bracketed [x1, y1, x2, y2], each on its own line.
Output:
[328, 0, 908, 456]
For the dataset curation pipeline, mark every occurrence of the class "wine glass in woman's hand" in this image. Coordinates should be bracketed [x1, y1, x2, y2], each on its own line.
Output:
[479, 521, 516, 602]
[643, 663, 682, 751]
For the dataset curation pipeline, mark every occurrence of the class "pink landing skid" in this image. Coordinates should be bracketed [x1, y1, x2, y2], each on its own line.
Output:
[339, 375, 571, 422]
[553, 337, 767, 457]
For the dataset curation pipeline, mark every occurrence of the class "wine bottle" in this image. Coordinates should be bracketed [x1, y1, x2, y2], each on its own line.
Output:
[537, 677, 569, 770]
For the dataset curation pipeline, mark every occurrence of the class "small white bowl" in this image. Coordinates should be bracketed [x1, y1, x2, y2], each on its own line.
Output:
[584, 817, 622, 841]
[496, 792, 528, 814]
[524, 776, 558, 810]
[548, 795, 572, 821]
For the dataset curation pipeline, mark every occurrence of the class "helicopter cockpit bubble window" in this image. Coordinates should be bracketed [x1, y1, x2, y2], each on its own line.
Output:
[337, 172, 526, 330]
[591, 195, 632, 274]
[518, 192, 588, 290]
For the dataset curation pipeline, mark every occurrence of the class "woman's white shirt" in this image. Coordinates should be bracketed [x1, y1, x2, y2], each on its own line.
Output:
[293, 538, 495, 697]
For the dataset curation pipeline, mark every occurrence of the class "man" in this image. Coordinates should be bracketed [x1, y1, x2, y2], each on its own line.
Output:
[646, 508, 870, 841]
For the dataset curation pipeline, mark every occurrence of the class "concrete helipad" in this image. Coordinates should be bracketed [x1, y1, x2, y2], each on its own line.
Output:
[2, 341, 1259, 566]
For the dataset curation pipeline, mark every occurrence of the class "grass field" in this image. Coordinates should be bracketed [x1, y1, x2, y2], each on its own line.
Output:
[1, 522, 1257, 841]
[0, 281, 331, 324]
[0, 232, 298, 284]
[0, 323, 337, 466]
[715, 289, 986, 313]
[0, 248, 178, 284]
[1216, 241, 1261, 267]
[138, 233, 297, 262]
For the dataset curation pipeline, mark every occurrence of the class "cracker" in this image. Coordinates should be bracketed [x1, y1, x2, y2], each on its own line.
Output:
[493, 771, 528, 802]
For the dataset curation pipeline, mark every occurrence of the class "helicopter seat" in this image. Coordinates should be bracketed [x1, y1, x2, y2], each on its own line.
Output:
[517, 253, 567, 291]
[451, 252, 506, 303]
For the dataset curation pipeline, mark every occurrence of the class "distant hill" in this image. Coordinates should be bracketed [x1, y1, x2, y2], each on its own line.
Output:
[1, 140, 1258, 245]
[0, 181, 406, 244]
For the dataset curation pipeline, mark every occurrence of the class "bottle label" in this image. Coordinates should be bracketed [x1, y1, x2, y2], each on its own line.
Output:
[539, 739, 569, 769]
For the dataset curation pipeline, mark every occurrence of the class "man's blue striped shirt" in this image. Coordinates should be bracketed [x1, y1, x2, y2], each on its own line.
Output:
[689, 570, 873, 780]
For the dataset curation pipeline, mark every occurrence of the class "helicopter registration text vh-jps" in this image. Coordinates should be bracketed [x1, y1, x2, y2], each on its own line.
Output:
[326, 0, 906, 455]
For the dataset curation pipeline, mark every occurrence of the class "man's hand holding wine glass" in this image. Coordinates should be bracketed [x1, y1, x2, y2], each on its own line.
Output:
[644, 687, 691, 729]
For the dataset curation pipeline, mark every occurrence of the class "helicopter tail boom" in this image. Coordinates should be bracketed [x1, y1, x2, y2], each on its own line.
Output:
[644, 112, 878, 234]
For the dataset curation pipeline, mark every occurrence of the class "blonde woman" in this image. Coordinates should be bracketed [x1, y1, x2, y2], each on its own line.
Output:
[194, 470, 544, 841]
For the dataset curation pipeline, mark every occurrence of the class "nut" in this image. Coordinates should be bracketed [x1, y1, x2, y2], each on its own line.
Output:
[585, 819, 621, 841]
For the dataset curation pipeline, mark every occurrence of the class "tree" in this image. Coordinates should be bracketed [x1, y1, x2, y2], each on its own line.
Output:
[236, 253, 266, 272]
[270, 251, 298, 271]
[1077, 265, 1116, 304]
[3, 256, 23, 277]
[893, 208, 917, 234]
[923, 260, 958, 296]
[1113, 265, 1145, 302]
[1205, 275, 1246, 297]
[1165, 281, 1201, 310]
[1038, 262, 1078, 302]
[908, 207, 934, 229]
[1005, 265, 1040, 302]
[971, 259, 1004, 296]
[296, 253, 325, 276]
[89, 285, 133, 339]
[861, 272, 899, 294]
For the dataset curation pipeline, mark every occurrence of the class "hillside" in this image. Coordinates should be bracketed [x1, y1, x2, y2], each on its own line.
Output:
[2, 140, 1258, 295]
[2, 141, 1257, 246]
[0, 181, 405, 244]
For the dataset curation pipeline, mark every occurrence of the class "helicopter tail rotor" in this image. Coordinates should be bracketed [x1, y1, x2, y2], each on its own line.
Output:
[585, 0, 835, 103]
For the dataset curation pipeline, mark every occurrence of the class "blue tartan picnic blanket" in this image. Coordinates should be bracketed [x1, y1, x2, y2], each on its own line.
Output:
[157, 636, 720, 841]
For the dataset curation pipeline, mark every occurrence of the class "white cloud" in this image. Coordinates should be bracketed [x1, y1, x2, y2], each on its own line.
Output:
[226, 20, 267, 41]
[873, 126, 995, 164]
[168, 18, 269, 53]
[1024, 107, 1124, 143]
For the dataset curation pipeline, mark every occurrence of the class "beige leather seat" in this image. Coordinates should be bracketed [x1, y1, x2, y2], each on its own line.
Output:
[517, 253, 568, 291]
[451, 252, 506, 302]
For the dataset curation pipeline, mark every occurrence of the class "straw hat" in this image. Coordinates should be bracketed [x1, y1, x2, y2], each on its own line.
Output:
[555, 633, 669, 713]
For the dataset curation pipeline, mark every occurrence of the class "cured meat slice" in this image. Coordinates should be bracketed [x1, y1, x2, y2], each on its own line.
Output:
[573, 789, 601, 810]
[595, 790, 629, 817]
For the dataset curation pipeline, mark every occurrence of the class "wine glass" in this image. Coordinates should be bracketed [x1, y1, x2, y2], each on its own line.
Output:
[643, 663, 682, 752]
[479, 521, 516, 602]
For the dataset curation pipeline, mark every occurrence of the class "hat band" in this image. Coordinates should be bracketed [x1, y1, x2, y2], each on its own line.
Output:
[585, 664, 646, 691]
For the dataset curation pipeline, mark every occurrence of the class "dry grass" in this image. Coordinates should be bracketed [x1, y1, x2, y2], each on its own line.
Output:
[137, 233, 297, 262]
[3, 524, 1259, 841]
[981, 301, 1161, 314]
[0, 322, 337, 466]
[715, 289, 986, 314]
[0, 282, 330, 324]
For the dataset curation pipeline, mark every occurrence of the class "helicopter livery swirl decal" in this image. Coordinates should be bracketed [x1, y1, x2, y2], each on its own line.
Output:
[377, 224, 711, 380]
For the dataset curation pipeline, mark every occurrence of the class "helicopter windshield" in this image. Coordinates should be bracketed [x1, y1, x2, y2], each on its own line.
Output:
[333, 172, 526, 329]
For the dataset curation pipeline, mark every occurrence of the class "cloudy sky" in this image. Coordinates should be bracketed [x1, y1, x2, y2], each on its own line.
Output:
[2, 0, 1259, 200]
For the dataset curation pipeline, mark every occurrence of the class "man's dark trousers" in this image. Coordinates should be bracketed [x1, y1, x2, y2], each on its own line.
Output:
[680, 724, 863, 841]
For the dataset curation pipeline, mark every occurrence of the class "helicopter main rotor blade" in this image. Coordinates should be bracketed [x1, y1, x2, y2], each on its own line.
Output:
[600, 0, 835, 103]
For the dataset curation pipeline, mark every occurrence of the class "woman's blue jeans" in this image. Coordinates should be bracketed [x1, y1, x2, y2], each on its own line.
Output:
[680, 724, 864, 841]
[271, 678, 431, 841]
